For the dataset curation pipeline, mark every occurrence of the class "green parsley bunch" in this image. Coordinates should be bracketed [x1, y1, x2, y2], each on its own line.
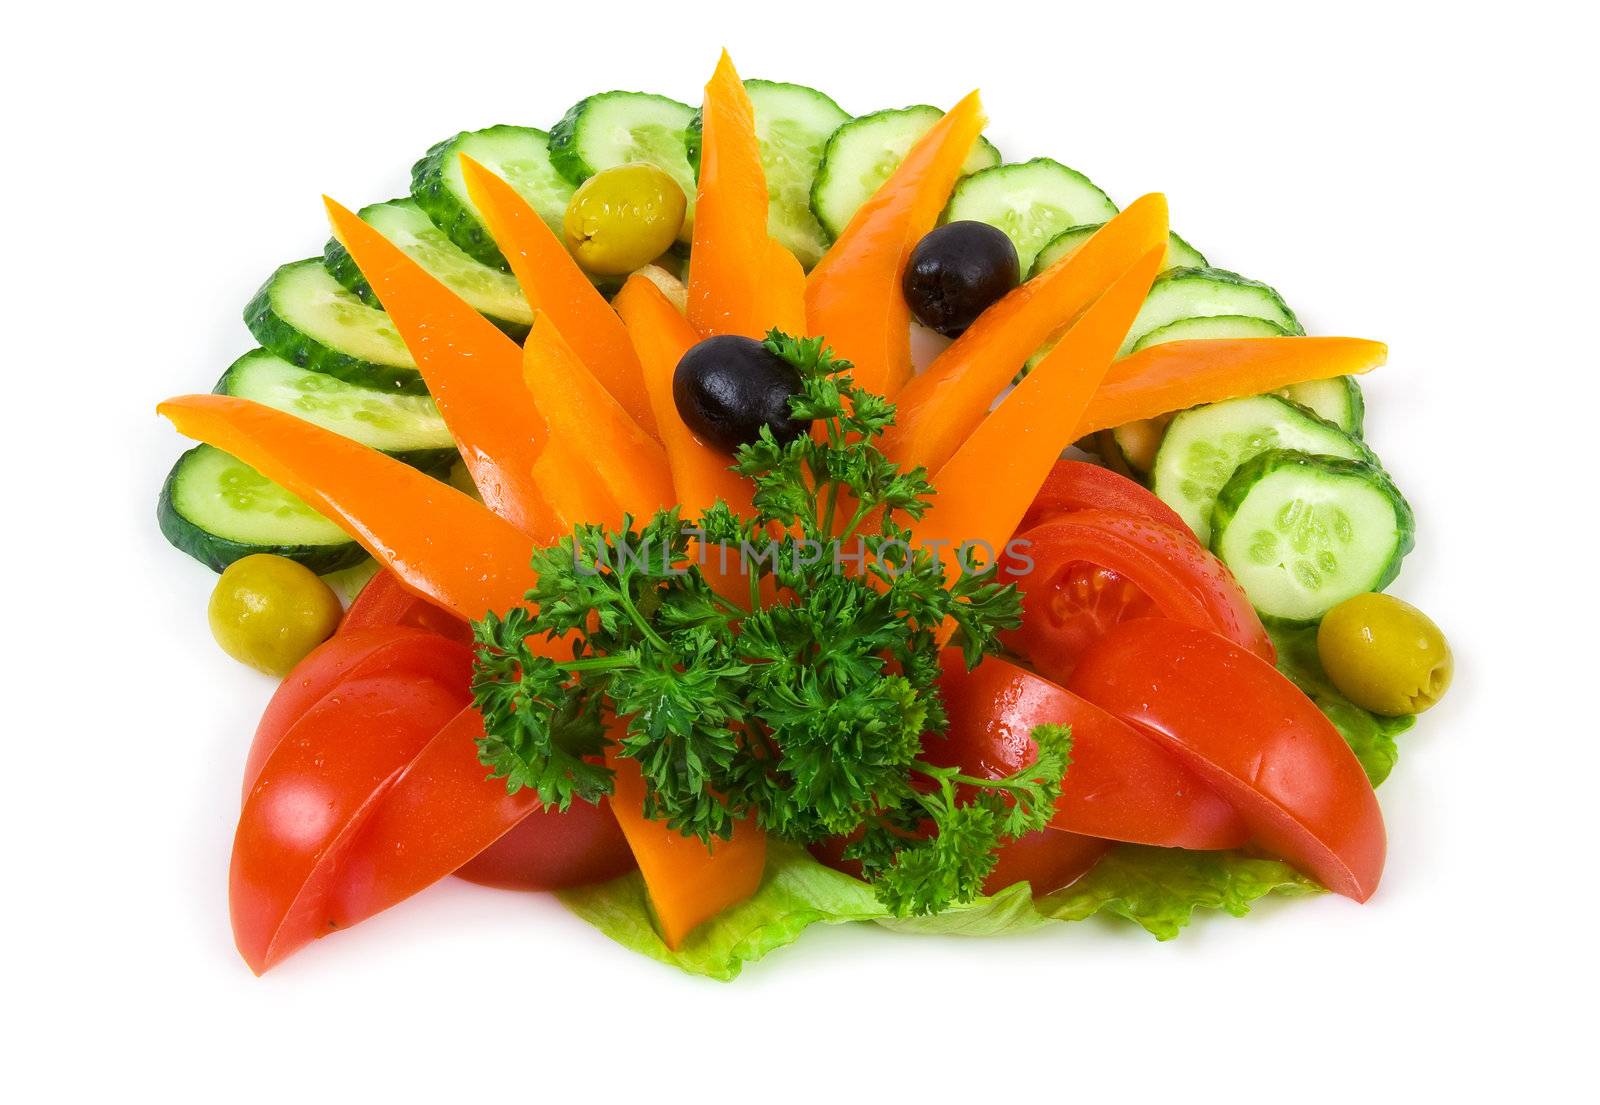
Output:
[471, 332, 1070, 916]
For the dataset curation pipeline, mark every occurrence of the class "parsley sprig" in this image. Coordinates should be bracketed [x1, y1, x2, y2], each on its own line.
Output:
[471, 332, 1070, 916]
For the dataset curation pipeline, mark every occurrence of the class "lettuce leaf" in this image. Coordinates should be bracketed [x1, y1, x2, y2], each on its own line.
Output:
[557, 627, 1396, 979]
[560, 842, 1318, 980]
[1269, 625, 1415, 786]
[1036, 845, 1319, 939]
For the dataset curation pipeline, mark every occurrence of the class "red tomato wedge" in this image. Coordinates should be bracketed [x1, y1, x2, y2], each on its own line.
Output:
[1003, 511, 1272, 681]
[329, 708, 634, 927]
[342, 569, 471, 645]
[243, 627, 470, 800]
[1018, 459, 1190, 534]
[935, 652, 1248, 849]
[231, 635, 473, 973]
[984, 829, 1110, 896]
[1068, 619, 1386, 900]
[455, 799, 635, 891]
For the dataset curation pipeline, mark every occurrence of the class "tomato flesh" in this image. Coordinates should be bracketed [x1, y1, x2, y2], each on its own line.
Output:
[1003, 510, 1272, 682]
[1068, 619, 1386, 900]
[935, 651, 1248, 849]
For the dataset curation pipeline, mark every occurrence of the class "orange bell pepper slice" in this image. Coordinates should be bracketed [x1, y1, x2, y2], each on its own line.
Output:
[457, 155, 657, 435]
[158, 395, 541, 623]
[806, 91, 986, 398]
[912, 246, 1169, 569]
[688, 52, 776, 339]
[523, 314, 673, 520]
[759, 237, 807, 338]
[322, 197, 560, 542]
[606, 742, 767, 950]
[883, 194, 1171, 474]
[613, 274, 753, 518]
[1076, 336, 1390, 436]
[533, 433, 623, 535]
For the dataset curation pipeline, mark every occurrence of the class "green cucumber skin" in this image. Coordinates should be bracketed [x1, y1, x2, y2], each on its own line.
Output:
[243, 262, 427, 396]
[410, 127, 533, 272]
[684, 80, 852, 268]
[1123, 266, 1304, 356]
[1284, 375, 1366, 437]
[212, 352, 457, 473]
[1212, 449, 1414, 625]
[549, 91, 696, 184]
[809, 105, 1001, 243]
[1031, 223, 1208, 279]
[157, 447, 368, 575]
[321, 234, 530, 341]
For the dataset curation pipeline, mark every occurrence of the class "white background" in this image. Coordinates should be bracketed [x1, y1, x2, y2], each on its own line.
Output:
[5, 1, 1595, 1100]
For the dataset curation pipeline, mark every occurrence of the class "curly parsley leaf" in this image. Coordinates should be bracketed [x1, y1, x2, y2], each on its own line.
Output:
[470, 331, 1058, 918]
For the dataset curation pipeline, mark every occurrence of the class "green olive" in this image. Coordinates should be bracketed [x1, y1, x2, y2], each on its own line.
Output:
[563, 162, 686, 276]
[209, 554, 343, 676]
[1317, 592, 1453, 716]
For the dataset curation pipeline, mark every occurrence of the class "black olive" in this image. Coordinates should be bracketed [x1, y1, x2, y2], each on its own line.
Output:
[902, 221, 1020, 337]
[672, 335, 812, 453]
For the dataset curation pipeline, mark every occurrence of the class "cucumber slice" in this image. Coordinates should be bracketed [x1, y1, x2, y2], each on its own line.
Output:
[244, 260, 421, 394]
[1280, 376, 1365, 437]
[1031, 223, 1206, 278]
[549, 92, 697, 238]
[1212, 449, 1414, 624]
[1129, 313, 1288, 352]
[687, 80, 850, 268]
[411, 125, 574, 270]
[158, 445, 365, 575]
[944, 159, 1119, 274]
[1151, 394, 1371, 544]
[322, 198, 533, 338]
[215, 349, 456, 470]
[1122, 267, 1303, 356]
[810, 105, 1001, 242]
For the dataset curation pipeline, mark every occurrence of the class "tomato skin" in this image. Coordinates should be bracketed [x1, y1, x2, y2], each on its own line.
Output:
[1068, 619, 1386, 901]
[330, 709, 636, 928]
[342, 568, 472, 645]
[935, 652, 1248, 850]
[231, 661, 471, 973]
[456, 799, 635, 890]
[1018, 459, 1190, 534]
[244, 627, 474, 801]
[983, 829, 1109, 896]
[1003, 510, 1273, 682]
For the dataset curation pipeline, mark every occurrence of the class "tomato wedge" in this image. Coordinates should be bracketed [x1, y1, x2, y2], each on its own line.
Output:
[455, 799, 635, 891]
[1018, 459, 1190, 534]
[935, 652, 1247, 849]
[1068, 619, 1386, 900]
[329, 708, 635, 927]
[1003, 510, 1272, 681]
[342, 569, 471, 645]
[243, 627, 472, 801]
[984, 829, 1110, 896]
[231, 634, 473, 973]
